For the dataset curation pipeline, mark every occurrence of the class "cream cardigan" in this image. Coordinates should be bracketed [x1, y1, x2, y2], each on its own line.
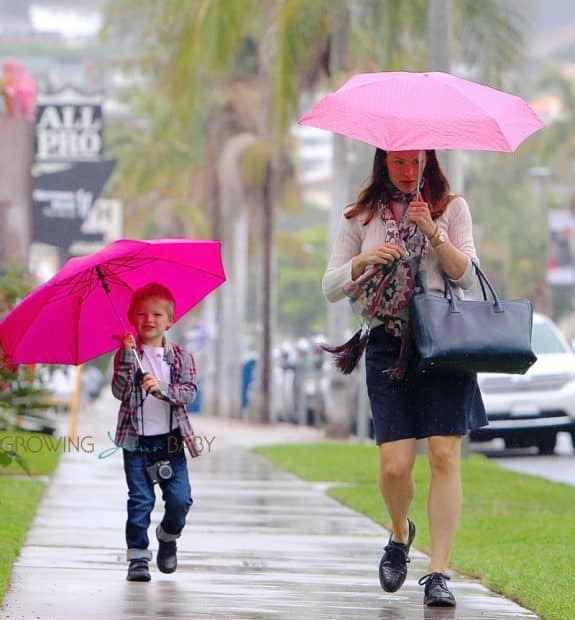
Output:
[322, 196, 478, 304]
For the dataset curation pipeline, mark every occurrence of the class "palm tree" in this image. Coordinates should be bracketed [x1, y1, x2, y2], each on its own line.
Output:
[103, 0, 530, 427]
[105, 0, 337, 421]
[104, 1, 259, 417]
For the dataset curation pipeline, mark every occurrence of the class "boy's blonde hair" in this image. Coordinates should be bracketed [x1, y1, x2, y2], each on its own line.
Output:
[128, 283, 176, 322]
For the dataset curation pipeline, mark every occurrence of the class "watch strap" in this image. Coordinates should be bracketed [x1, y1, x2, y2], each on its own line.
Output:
[430, 226, 447, 248]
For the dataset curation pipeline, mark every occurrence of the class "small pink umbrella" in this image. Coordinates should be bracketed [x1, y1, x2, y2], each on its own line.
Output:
[0, 238, 226, 366]
[298, 71, 544, 152]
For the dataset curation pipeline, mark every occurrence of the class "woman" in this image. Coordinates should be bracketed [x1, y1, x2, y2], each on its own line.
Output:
[322, 149, 487, 607]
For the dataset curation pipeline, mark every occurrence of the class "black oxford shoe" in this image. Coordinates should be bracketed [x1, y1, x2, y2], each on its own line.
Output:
[418, 572, 456, 607]
[378, 519, 416, 592]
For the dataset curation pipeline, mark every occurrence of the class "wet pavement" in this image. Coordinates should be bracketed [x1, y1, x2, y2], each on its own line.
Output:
[1, 393, 539, 619]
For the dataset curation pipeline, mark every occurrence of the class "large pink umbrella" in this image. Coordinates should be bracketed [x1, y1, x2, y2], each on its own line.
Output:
[0, 238, 225, 366]
[298, 71, 544, 152]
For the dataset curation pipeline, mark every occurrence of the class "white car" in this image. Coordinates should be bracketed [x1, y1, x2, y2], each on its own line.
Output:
[470, 313, 575, 454]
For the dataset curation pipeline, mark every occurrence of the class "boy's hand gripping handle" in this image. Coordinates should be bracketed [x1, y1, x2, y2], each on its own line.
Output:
[133, 349, 159, 396]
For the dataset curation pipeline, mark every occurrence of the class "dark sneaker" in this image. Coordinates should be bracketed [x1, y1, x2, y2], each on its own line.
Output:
[126, 559, 151, 582]
[157, 539, 177, 573]
[418, 572, 456, 607]
[379, 519, 416, 592]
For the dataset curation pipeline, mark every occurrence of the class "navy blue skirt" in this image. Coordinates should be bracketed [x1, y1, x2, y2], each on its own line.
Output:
[365, 325, 488, 444]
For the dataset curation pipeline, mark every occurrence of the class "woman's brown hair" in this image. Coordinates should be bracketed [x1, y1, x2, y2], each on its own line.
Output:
[345, 149, 452, 223]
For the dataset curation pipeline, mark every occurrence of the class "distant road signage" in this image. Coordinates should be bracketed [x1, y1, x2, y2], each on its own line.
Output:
[33, 88, 118, 252]
[35, 88, 104, 161]
[32, 160, 116, 247]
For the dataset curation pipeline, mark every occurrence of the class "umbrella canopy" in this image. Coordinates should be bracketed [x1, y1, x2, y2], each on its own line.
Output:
[0, 238, 226, 365]
[298, 71, 544, 152]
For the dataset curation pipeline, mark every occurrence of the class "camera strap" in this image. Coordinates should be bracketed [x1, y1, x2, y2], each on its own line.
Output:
[138, 426, 182, 462]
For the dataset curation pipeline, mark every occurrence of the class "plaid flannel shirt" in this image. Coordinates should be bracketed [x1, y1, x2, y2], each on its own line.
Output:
[112, 338, 200, 457]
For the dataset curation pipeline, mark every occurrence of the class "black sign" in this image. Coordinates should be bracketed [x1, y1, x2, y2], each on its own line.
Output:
[32, 160, 116, 247]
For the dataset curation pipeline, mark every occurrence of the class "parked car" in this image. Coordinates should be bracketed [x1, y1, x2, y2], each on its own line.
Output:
[470, 313, 575, 454]
[274, 336, 327, 426]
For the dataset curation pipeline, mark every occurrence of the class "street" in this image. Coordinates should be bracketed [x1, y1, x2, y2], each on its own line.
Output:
[471, 432, 575, 486]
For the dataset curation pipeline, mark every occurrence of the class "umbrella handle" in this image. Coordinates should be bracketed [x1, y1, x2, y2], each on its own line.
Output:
[96, 267, 143, 372]
[416, 150, 424, 201]
[132, 348, 146, 374]
[132, 348, 161, 398]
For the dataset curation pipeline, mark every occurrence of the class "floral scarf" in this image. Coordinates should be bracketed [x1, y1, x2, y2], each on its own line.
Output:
[343, 199, 429, 378]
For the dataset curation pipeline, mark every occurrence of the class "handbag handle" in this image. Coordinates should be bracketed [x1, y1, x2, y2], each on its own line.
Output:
[442, 261, 504, 314]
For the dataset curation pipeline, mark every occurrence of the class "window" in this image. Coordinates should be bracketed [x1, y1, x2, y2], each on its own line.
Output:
[531, 322, 568, 354]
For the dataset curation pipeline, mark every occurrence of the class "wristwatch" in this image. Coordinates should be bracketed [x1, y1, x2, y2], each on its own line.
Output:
[429, 226, 448, 248]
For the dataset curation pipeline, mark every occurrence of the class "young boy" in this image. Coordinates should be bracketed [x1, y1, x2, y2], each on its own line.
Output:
[112, 283, 199, 582]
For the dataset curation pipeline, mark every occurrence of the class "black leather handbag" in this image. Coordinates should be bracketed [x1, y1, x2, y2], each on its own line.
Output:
[410, 263, 537, 374]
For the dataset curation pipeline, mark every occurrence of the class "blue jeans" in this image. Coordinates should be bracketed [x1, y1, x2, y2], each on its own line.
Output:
[122, 437, 192, 561]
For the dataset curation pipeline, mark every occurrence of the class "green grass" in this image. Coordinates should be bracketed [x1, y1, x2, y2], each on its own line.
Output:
[0, 430, 62, 604]
[0, 430, 63, 476]
[0, 479, 48, 602]
[254, 443, 575, 620]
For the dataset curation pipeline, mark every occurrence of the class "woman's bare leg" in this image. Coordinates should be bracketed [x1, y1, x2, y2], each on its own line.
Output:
[379, 438, 417, 541]
[427, 435, 463, 571]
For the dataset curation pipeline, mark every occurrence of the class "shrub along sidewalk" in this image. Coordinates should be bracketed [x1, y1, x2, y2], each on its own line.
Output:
[0, 430, 62, 604]
[254, 443, 575, 620]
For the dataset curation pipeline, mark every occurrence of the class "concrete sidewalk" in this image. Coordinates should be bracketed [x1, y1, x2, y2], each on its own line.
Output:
[1, 393, 539, 619]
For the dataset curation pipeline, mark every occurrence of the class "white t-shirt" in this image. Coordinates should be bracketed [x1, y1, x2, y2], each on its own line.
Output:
[136, 345, 173, 436]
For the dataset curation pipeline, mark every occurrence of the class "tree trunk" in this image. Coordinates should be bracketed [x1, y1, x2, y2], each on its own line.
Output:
[324, 133, 355, 437]
[428, 0, 462, 192]
[323, 6, 354, 438]
[0, 117, 33, 266]
[213, 133, 255, 418]
[428, 0, 469, 458]
[250, 160, 275, 423]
